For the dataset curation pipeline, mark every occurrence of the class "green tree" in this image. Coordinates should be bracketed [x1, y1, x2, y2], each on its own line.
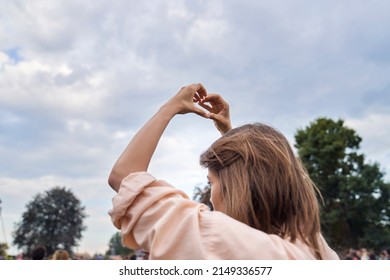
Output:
[193, 183, 213, 210]
[106, 232, 133, 257]
[0, 242, 8, 259]
[295, 117, 390, 252]
[13, 186, 87, 257]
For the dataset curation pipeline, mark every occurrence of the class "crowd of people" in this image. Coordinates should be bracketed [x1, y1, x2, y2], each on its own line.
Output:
[1, 244, 390, 260]
[30, 246, 70, 260]
[1, 245, 148, 260]
[343, 248, 390, 260]
[28, 247, 390, 260]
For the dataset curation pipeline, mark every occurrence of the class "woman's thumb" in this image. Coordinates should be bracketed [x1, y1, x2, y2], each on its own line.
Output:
[194, 108, 209, 118]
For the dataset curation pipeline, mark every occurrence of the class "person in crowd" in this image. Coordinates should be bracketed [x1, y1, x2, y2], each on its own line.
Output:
[359, 248, 370, 260]
[52, 249, 70, 260]
[379, 249, 389, 260]
[108, 84, 340, 260]
[31, 245, 46, 260]
[344, 248, 359, 260]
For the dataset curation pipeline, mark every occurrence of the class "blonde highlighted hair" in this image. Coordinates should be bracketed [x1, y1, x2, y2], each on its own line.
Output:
[52, 249, 70, 260]
[200, 123, 323, 259]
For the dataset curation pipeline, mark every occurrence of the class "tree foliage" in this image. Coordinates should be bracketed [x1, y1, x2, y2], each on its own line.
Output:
[193, 183, 213, 210]
[106, 232, 133, 257]
[0, 242, 8, 258]
[295, 117, 390, 252]
[13, 186, 87, 257]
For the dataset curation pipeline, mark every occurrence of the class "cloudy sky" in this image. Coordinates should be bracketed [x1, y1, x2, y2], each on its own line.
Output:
[1, 0, 389, 255]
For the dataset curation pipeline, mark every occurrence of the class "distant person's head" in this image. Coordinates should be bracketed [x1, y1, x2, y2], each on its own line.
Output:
[380, 249, 389, 259]
[31, 246, 46, 260]
[200, 123, 323, 258]
[52, 249, 70, 260]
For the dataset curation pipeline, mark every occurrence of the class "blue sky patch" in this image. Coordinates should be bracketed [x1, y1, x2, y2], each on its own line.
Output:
[5, 47, 23, 63]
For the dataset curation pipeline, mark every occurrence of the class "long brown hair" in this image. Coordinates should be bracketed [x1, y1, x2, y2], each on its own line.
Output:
[200, 123, 323, 259]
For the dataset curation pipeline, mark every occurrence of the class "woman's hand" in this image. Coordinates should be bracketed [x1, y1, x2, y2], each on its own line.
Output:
[199, 94, 232, 134]
[164, 83, 209, 118]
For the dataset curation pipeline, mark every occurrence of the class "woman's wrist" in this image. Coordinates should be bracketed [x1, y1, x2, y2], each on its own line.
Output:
[158, 102, 179, 120]
[219, 123, 232, 135]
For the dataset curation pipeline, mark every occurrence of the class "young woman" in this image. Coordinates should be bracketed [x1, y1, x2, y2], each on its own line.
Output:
[108, 83, 339, 260]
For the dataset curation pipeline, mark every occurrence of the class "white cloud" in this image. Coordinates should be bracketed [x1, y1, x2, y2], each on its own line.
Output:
[149, 130, 213, 195]
[0, 58, 111, 121]
[0, 52, 10, 66]
[66, 119, 92, 133]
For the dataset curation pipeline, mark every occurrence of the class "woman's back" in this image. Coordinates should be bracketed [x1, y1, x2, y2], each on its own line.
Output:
[109, 172, 339, 260]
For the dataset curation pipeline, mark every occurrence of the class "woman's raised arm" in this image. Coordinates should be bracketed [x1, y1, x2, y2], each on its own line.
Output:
[108, 83, 209, 192]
